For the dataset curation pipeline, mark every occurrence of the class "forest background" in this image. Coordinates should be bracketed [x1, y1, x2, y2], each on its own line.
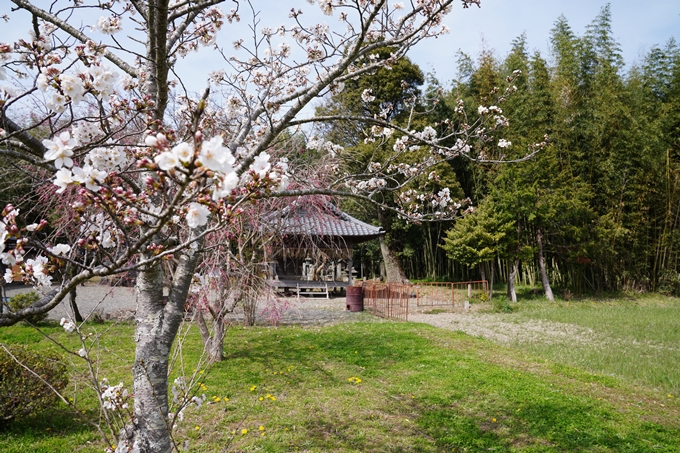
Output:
[323, 5, 680, 297]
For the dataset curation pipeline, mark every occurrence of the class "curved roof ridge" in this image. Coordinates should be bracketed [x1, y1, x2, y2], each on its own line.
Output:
[263, 199, 384, 240]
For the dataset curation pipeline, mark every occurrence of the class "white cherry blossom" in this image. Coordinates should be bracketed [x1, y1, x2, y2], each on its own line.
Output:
[186, 203, 210, 228]
[155, 151, 180, 171]
[43, 131, 77, 169]
[212, 172, 239, 200]
[59, 74, 85, 103]
[172, 142, 194, 163]
[198, 136, 235, 173]
[49, 244, 71, 256]
[250, 152, 271, 177]
[95, 16, 123, 34]
[99, 230, 115, 248]
[72, 164, 108, 192]
[361, 89, 376, 102]
[53, 168, 74, 193]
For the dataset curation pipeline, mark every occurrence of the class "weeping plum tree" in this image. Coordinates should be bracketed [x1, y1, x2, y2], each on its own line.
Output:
[0, 1, 546, 451]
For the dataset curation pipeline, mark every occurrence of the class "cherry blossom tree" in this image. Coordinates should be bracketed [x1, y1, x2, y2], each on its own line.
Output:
[0, 0, 547, 451]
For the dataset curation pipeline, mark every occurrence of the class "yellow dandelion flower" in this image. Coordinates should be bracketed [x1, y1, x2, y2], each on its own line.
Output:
[261, 432, 265, 437]
[259, 425, 265, 431]
[195, 426, 200, 431]
[250, 385, 257, 391]
[492, 418, 497, 423]
[259, 397, 264, 401]
[241, 429, 248, 435]
[214, 397, 221, 402]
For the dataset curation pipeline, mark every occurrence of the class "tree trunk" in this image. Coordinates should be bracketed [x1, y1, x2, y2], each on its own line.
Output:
[507, 258, 519, 303]
[68, 265, 83, 322]
[122, 244, 200, 452]
[69, 287, 83, 323]
[537, 227, 555, 302]
[196, 311, 225, 363]
[379, 236, 409, 283]
[209, 320, 225, 361]
[488, 260, 495, 301]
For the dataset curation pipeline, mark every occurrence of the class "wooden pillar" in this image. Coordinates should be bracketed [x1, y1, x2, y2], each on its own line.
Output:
[347, 244, 354, 286]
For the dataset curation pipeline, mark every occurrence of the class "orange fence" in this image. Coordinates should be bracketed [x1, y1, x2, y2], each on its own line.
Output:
[452, 280, 489, 305]
[414, 281, 490, 307]
[361, 280, 489, 322]
[414, 282, 454, 307]
[362, 283, 411, 322]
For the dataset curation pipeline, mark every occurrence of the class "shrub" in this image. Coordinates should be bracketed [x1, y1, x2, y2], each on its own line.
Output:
[0, 344, 68, 422]
[658, 270, 680, 297]
[8, 291, 48, 324]
[492, 297, 513, 313]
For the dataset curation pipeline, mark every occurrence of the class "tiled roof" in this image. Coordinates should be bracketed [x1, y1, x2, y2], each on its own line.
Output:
[263, 201, 384, 240]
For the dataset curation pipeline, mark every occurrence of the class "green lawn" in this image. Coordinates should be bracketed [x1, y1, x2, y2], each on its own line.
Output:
[2, 314, 680, 452]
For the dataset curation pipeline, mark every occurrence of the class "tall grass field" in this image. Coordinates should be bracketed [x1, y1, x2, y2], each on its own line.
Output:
[506, 294, 680, 393]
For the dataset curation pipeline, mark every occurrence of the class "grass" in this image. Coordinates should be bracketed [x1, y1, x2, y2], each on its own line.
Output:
[502, 294, 680, 393]
[2, 315, 680, 452]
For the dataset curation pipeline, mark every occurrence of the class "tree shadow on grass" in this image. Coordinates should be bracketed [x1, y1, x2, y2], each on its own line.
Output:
[417, 394, 680, 452]
[221, 322, 428, 377]
[0, 408, 97, 453]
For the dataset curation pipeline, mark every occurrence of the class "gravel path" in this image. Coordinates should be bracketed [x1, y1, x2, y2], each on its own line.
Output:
[2, 282, 360, 326]
[4, 282, 137, 321]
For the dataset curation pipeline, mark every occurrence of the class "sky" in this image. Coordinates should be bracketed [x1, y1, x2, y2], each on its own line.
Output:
[179, 0, 680, 92]
[409, 0, 680, 86]
[1, 1, 679, 93]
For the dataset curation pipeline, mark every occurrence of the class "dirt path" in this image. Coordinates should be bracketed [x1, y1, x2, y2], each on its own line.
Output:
[409, 310, 600, 346]
[409, 307, 680, 354]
